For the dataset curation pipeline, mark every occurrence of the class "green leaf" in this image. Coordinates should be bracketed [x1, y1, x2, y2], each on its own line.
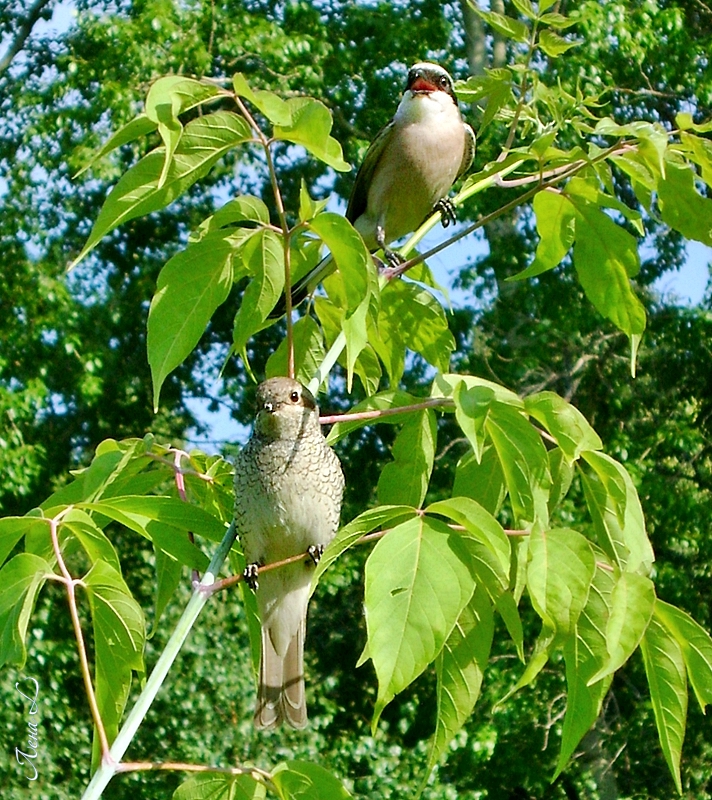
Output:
[61, 508, 121, 572]
[580, 451, 654, 574]
[84, 559, 145, 670]
[496, 591, 525, 661]
[272, 761, 351, 800]
[656, 600, 712, 712]
[548, 448, 574, 514]
[589, 572, 655, 683]
[84, 560, 145, 751]
[432, 372, 524, 409]
[569, 197, 646, 337]
[452, 446, 507, 516]
[475, 9, 530, 42]
[556, 564, 616, 777]
[453, 383, 495, 462]
[274, 98, 350, 171]
[527, 528, 596, 634]
[266, 315, 326, 388]
[81, 496, 227, 541]
[538, 29, 580, 56]
[233, 73, 292, 126]
[147, 230, 242, 409]
[640, 613, 687, 793]
[173, 771, 266, 800]
[524, 391, 602, 460]
[377, 409, 437, 507]
[0, 554, 51, 669]
[427, 584, 494, 775]
[310, 213, 374, 313]
[426, 497, 511, 598]
[74, 114, 157, 178]
[232, 230, 285, 353]
[372, 281, 455, 383]
[198, 196, 270, 235]
[365, 516, 475, 727]
[486, 403, 551, 529]
[658, 159, 712, 246]
[311, 213, 376, 389]
[311, 505, 417, 593]
[71, 111, 251, 268]
[509, 189, 575, 280]
[298, 179, 329, 222]
[0, 517, 48, 569]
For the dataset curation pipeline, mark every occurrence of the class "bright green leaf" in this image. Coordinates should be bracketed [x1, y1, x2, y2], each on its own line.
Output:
[71, 111, 251, 268]
[524, 391, 602, 460]
[527, 528, 596, 634]
[0, 554, 51, 669]
[486, 403, 551, 529]
[427, 585, 494, 776]
[452, 446, 507, 516]
[569, 197, 646, 337]
[656, 600, 712, 712]
[266, 315, 326, 388]
[274, 98, 350, 171]
[509, 189, 575, 280]
[658, 159, 712, 246]
[147, 230, 242, 409]
[365, 516, 475, 727]
[454, 383, 495, 463]
[640, 614, 687, 793]
[173, 771, 266, 800]
[377, 409, 436, 507]
[232, 230, 285, 353]
[272, 761, 351, 799]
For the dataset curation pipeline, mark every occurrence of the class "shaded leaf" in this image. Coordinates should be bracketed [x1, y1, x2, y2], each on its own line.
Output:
[173, 771, 266, 800]
[524, 391, 602, 460]
[272, 761, 351, 799]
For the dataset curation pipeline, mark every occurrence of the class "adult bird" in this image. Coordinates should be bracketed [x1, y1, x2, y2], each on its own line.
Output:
[281, 61, 475, 311]
[233, 378, 344, 728]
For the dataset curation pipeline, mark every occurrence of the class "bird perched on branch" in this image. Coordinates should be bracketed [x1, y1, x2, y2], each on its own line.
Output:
[280, 61, 475, 312]
[233, 377, 344, 728]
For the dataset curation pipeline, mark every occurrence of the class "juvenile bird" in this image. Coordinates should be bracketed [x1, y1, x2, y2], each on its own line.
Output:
[233, 377, 344, 728]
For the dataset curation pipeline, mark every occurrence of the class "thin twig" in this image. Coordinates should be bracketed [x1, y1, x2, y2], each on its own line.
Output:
[48, 509, 111, 760]
[116, 761, 272, 781]
[233, 95, 294, 378]
[173, 451, 201, 585]
[384, 141, 632, 280]
[319, 397, 454, 426]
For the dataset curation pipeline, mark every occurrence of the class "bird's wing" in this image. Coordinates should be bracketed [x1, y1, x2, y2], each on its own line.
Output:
[345, 119, 396, 223]
[456, 122, 476, 181]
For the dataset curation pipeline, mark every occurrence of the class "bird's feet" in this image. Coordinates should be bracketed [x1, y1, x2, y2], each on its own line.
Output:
[307, 544, 325, 565]
[243, 563, 260, 591]
[434, 197, 457, 228]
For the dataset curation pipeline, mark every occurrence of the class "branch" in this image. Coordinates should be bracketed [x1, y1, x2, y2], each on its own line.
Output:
[116, 761, 272, 782]
[48, 509, 111, 759]
[233, 95, 295, 379]
[319, 397, 453, 426]
[0, 0, 55, 78]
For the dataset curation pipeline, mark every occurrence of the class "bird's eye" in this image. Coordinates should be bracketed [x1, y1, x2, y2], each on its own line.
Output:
[439, 75, 449, 88]
[290, 390, 300, 403]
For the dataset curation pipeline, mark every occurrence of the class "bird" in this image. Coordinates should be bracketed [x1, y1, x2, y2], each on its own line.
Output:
[281, 61, 475, 311]
[233, 377, 345, 729]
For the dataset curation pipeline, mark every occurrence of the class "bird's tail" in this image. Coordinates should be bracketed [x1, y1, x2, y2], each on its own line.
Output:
[254, 619, 307, 730]
[269, 253, 335, 319]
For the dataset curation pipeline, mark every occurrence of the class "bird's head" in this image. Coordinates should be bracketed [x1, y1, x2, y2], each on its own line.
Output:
[405, 62, 456, 103]
[254, 377, 319, 440]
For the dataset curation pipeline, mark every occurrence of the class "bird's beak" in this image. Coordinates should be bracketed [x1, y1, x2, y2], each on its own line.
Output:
[410, 76, 439, 93]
